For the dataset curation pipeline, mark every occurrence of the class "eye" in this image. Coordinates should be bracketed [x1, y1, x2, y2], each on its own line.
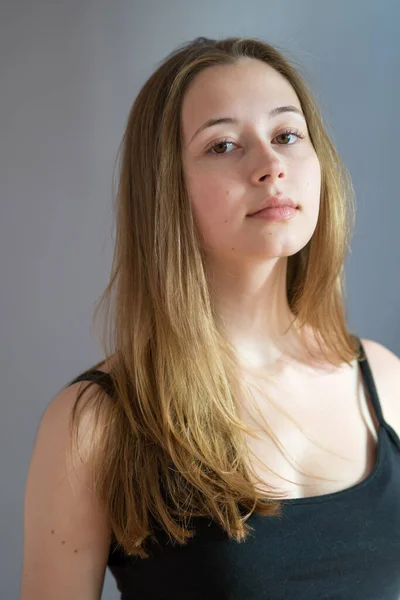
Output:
[206, 127, 306, 157]
[275, 128, 306, 145]
[206, 139, 237, 156]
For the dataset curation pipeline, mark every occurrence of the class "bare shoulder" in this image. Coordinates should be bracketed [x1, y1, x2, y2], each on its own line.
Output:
[360, 338, 400, 391]
[20, 382, 111, 599]
[360, 338, 400, 430]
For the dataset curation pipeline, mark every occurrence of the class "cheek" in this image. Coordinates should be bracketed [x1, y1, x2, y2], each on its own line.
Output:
[303, 157, 321, 205]
[188, 170, 233, 221]
[188, 178, 238, 250]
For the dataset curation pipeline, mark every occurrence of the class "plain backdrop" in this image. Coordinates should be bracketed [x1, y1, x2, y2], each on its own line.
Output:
[2, 1, 399, 598]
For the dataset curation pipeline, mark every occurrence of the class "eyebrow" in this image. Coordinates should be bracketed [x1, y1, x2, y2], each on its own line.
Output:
[188, 105, 306, 145]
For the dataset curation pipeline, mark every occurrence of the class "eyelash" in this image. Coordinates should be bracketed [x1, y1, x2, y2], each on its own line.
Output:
[206, 128, 306, 156]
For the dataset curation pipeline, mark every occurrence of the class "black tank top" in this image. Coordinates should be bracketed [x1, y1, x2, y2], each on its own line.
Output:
[67, 338, 400, 599]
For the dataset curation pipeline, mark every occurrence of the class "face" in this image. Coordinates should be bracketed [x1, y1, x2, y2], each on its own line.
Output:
[181, 58, 321, 266]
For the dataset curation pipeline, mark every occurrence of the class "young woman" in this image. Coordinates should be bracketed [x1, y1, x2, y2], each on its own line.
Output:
[21, 36, 400, 599]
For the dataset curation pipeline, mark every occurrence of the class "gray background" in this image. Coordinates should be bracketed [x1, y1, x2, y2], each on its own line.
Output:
[2, 1, 399, 598]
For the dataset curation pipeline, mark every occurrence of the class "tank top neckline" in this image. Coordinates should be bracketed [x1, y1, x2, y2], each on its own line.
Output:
[265, 423, 386, 507]
[256, 340, 388, 507]
[70, 338, 394, 508]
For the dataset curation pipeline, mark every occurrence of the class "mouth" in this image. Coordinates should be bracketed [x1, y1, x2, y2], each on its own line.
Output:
[247, 195, 298, 217]
[248, 205, 299, 217]
[247, 205, 299, 220]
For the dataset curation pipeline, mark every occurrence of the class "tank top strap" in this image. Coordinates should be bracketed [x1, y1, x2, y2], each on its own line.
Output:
[68, 342, 393, 436]
[66, 369, 117, 399]
[357, 337, 387, 429]
[358, 337, 400, 453]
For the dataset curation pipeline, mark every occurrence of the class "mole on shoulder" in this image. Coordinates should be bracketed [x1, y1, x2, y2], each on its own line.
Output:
[50, 529, 78, 551]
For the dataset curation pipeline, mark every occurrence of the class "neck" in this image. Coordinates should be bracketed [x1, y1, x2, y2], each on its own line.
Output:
[209, 256, 303, 370]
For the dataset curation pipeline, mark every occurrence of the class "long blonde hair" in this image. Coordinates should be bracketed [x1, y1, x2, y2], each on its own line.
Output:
[65, 36, 361, 558]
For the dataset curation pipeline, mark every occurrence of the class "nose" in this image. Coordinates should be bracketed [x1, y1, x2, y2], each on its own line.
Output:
[250, 150, 286, 185]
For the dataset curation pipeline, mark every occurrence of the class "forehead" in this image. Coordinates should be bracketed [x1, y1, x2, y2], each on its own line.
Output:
[181, 59, 301, 138]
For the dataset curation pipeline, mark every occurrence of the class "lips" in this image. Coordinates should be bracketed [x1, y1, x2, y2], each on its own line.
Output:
[247, 195, 297, 216]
